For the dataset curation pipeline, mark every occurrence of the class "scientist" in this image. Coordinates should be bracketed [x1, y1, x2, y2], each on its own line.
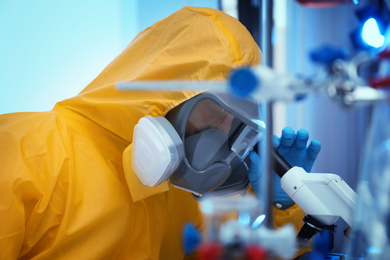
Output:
[0, 6, 320, 259]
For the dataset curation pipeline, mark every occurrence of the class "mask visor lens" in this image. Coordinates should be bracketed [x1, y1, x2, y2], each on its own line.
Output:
[185, 98, 263, 169]
[225, 125, 263, 167]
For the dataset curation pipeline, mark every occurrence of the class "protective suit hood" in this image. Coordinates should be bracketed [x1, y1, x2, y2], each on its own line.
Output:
[56, 6, 261, 143]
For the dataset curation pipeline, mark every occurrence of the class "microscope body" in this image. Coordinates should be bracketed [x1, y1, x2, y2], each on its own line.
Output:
[281, 166, 357, 228]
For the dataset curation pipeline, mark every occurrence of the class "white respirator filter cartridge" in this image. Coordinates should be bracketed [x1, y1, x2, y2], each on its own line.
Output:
[132, 116, 183, 187]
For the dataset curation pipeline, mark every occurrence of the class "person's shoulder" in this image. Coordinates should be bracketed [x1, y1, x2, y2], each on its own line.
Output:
[0, 111, 64, 159]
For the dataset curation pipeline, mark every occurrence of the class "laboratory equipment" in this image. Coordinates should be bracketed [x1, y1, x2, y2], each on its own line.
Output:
[227, 49, 388, 108]
[183, 195, 297, 260]
[280, 166, 357, 246]
[181, 149, 358, 259]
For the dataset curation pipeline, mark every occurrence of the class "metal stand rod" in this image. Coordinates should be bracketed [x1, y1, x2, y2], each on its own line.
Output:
[263, 101, 275, 228]
[261, 0, 273, 67]
[260, 0, 275, 229]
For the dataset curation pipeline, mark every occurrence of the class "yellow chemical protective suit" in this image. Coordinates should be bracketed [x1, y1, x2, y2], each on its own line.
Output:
[0, 6, 306, 260]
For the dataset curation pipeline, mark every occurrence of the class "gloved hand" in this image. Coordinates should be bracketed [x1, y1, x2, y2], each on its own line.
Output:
[248, 127, 321, 209]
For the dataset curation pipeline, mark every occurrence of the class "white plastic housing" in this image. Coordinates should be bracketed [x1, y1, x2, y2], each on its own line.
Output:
[281, 166, 357, 227]
[132, 116, 180, 187]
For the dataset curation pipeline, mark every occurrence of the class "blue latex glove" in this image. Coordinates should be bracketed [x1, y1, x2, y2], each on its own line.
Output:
[248, 127, 321, 209]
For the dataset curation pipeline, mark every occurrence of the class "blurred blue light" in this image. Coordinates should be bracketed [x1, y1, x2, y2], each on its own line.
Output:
[238, 213, 251, 226]
[251, 214, 266, 229]
[362, 18, 385, 48]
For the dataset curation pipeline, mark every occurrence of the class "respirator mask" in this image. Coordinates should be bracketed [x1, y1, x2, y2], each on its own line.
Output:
[131, 91, 265, 198]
